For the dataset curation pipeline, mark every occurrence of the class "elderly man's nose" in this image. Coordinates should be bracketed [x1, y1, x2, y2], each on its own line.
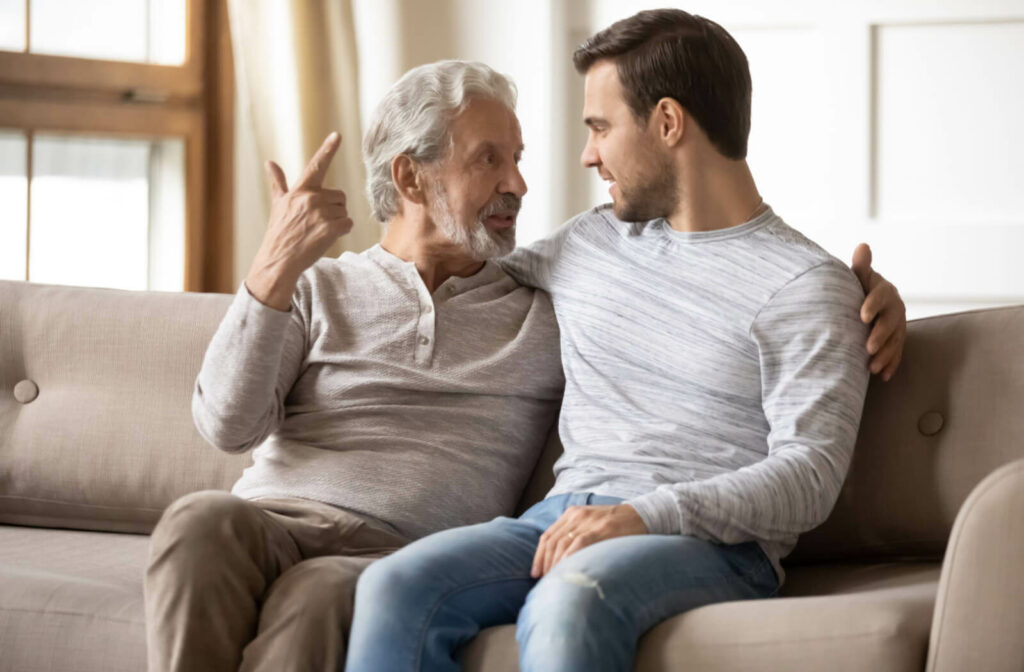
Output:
[504, 164, 528, 198]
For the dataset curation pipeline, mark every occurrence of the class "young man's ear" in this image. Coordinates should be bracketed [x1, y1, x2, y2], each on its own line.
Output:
[392, 155, 429, 206]
[654, 97, 686, 147]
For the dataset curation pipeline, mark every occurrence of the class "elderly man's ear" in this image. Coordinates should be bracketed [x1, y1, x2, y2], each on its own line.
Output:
[392, 155, 430, 207]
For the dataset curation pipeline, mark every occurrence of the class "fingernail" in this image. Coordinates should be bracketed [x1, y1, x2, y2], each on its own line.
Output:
[328, 131, 339, 142]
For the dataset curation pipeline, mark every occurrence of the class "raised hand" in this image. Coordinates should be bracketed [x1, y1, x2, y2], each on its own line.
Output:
[245, 132, 354, 311]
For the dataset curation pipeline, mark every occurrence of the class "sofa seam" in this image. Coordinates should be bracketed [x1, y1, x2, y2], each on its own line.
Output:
[0, 495, 163, 512]
[0, 605, 145, 626]
[682, 626, 927, 649]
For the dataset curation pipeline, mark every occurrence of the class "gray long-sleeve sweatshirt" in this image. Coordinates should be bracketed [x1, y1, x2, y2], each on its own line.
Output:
[500, 205, 870, 581]
[192, 244, 564, 541]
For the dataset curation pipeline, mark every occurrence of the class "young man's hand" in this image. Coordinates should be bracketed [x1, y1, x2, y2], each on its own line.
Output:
[531, 504, 648, 578]
[851, 243, 906, 381]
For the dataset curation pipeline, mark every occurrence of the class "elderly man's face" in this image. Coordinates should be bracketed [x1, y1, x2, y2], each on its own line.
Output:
[428, 97, 527, 260]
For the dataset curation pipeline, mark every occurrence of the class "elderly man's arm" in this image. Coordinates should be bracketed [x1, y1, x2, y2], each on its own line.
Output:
[191, 283, 308, 454]
[193, 133, 353, 453]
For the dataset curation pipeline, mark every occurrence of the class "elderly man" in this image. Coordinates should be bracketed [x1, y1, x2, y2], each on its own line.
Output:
[146, 53, 903, 670]
[144, 61, 563, 672]
[346, 10, 903, 672]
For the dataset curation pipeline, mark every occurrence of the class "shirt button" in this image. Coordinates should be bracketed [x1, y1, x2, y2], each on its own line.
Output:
[420, 336, 430, 345]
[424, 305, 433, 314]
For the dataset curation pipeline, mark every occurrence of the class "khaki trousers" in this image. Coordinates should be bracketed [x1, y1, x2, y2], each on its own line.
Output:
[144, 490, 407, 672]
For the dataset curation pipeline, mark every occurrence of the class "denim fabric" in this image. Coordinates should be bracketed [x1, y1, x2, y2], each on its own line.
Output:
[346, 493, 779, 672]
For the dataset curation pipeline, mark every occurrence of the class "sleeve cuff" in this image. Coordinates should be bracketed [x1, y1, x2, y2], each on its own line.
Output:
[228, 282, 295, 341]
[240, 281, 293, 314]
[627, 488, 682, 536]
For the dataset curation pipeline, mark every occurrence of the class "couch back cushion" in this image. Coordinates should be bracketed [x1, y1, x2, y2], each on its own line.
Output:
[789, 305, 1024, 562]
[4, 278, 1023, 559]
[0, 281, 248, 533]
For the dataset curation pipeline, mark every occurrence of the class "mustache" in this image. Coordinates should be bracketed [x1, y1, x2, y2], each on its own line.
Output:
[479, 193, 522, 219]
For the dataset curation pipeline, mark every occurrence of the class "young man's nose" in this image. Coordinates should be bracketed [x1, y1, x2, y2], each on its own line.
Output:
[580, 138, 600, 168]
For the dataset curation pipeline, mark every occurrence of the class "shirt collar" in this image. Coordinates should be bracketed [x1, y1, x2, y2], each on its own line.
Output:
[365, 244, 504, 295]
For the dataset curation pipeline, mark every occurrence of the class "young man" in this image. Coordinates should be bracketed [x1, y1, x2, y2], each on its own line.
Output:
[346, 10, 895, 672]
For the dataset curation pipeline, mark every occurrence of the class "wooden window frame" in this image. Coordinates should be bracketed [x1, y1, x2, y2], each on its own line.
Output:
[0, 0, 234, 293]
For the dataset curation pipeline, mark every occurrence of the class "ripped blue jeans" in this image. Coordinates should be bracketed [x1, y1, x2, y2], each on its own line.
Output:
[345, 492, 779, 672]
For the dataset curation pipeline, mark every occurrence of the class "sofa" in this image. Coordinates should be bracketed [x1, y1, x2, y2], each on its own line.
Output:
[1, 278, 1022, 672]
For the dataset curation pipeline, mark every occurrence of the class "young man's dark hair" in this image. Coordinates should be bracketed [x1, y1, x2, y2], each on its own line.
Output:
[573, 8, 752, 160]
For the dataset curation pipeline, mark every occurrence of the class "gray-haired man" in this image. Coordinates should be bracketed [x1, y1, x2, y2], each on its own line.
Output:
[144, 61, 563, 672]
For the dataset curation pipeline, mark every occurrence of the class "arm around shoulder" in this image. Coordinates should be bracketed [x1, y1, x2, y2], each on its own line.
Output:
[498, 211, 586, 290]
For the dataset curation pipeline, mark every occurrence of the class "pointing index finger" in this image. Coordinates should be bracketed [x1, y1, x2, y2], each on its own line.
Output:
[296, 132, 341, 190]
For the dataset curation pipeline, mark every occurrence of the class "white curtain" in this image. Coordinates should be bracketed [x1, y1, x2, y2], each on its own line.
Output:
[228, 0, 376, 266]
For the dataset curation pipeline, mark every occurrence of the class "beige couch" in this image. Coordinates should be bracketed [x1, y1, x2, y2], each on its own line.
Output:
[1, 278, 1023, 672]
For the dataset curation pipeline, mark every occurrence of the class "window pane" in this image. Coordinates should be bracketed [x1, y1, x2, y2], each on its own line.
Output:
[0, 0, 26, 51]
[0, 131, 28, 281]
[30, 0, 186, 65]
[29, 134, 185, 291]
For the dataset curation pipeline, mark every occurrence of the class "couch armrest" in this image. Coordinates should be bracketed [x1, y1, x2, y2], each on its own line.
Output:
[926, 458, 1024, 672]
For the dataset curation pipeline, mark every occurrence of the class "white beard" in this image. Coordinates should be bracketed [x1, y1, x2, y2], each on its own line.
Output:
[431, 182, 516, 261]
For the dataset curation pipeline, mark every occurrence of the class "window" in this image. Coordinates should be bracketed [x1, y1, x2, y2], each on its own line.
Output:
[0, 0, 234, 292]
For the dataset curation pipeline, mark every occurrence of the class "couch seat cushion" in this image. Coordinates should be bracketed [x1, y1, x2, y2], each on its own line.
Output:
[462, 562, 940, 672]
[0, 525, 149, 672]
[0, 525, 940, 672]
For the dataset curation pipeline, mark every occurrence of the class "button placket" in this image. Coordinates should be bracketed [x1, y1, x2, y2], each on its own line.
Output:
[413, 281, 437, 365]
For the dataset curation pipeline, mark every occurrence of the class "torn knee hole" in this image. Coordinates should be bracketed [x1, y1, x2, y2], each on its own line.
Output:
[560, 572, 605, 600]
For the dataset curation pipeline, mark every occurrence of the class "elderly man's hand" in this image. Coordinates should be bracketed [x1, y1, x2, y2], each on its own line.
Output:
[246, 132, 353, 311]
[530, 504, 648, 578]
[851, 243, 906, 381]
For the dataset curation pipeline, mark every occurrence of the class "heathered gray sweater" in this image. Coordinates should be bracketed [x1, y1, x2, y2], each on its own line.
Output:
[192, 244, 564, 541]
[500, 205, 870, 581]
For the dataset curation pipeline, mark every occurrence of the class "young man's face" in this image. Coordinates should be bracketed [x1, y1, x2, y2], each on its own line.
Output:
[580, 60, 677, 223]
[428, 96, 527, 260]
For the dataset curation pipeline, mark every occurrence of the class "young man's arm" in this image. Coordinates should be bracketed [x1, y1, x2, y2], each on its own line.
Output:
[507, 213, 905, 377]
[851, 243, 906, 381]
[627, 260, 870, 544]
[531, 259, 872, 578]
[497, 213, 583, 290]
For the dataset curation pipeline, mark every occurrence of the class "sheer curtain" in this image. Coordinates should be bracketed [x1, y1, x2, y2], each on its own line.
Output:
[228, 0, 375, 265]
